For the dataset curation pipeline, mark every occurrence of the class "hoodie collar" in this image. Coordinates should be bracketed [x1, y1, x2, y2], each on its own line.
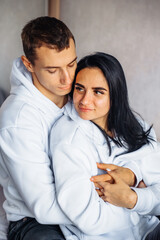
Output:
[64, 101, 108, 145]
[10, 57, 64, 117]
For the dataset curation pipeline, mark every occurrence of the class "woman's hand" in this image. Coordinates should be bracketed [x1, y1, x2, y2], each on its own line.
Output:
[90, 163, 136, 187]
[96, 171, 138, 209]
[90, 163, 139, 208]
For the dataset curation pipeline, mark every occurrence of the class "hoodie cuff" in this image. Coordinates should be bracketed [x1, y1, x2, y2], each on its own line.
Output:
[129, 187, 153, 214]
[123, 162, 143, 187]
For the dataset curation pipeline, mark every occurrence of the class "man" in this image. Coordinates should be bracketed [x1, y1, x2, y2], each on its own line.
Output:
[0, 16, 77, 240]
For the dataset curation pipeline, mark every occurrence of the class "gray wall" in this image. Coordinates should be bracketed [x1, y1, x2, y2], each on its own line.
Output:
[60, 0, 160, 140]
[0, 0, 47, 94]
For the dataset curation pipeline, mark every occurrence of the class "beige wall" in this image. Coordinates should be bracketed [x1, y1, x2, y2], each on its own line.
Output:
[60, 0, 160, 140]
[0, 0, 47, 94]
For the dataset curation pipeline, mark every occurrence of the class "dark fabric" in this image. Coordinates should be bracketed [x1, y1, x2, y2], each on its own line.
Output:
[0, 88, 8, 106]
[8, 217, 65, 240]
[145, 223, 160, 240]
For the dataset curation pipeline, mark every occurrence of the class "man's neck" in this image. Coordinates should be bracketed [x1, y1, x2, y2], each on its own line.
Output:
[54, 95, 68, 108]
[32, 73, 68, 108]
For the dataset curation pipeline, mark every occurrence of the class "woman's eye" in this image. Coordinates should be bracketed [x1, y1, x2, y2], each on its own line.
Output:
[75, 86, 84, 92]
[95, 90, 104, 95]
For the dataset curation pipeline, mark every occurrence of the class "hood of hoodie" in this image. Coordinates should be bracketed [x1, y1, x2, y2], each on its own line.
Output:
[9, 57, 63, 116]
[64, 101, 109, 146]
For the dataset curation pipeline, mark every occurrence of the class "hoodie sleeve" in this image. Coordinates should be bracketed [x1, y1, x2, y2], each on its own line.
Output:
[129, 148, 160, 215]
[0, 104, 71, 225]
[113, 123, 160, 216]
[110, 125, 160, 215]
[51, 139, 132, 235]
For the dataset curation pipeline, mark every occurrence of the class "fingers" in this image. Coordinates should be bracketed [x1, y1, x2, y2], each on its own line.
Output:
[95, 181, 110, 188]
[91, 163, 121, 183]
[107, 170, 121, 183]
[96, 182, 110, 202]
[94, 182, 103, 189]
[101, 195, 108, 202]
[90, 174, 113, 183]
[96, 163, 116, 171]
[96, 189, 104, 197]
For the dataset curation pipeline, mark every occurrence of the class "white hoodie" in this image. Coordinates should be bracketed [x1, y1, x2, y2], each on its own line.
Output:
[0, 57, 72, 231]
[50, 101, 160, 240]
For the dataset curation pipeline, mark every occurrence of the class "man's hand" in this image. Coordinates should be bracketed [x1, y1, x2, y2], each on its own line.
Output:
[97, 171, 138, 209]
[90, 163, 136, 187]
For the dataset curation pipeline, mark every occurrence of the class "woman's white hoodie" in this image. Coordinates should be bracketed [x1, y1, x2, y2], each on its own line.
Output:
[50, 101, 160, 240]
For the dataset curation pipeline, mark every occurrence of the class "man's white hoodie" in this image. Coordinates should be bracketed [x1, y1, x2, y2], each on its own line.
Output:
[50, 101, 160, 240]
[0, 58, 71, 229]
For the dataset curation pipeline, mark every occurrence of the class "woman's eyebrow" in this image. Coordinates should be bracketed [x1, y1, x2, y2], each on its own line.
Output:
[75, 84, 107, 91]
[93, 87, 107, 91]
[75, 83, 84, 88]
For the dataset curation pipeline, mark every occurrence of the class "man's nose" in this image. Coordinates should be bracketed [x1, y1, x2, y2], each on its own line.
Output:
[60, 69, 72, 85]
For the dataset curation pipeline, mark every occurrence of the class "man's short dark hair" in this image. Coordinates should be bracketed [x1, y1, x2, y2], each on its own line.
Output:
[21, 16, 75, 65]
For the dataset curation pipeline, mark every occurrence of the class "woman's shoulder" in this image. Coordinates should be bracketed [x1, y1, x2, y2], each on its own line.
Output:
[50, 113, 79, 144]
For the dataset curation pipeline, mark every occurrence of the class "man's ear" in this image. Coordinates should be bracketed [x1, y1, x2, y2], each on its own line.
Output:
[21, 55, 34, 72]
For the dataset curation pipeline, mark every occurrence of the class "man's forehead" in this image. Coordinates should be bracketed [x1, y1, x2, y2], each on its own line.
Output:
[35, 39, 76, 67]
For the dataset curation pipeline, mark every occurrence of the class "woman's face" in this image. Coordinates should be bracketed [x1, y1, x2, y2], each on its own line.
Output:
[73, 67, 110, 130]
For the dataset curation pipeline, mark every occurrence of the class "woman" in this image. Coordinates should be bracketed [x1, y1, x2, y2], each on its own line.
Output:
[50, 53, 160, 240]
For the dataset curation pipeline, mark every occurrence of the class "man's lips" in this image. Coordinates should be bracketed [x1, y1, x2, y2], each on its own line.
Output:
[59, 85, 72, 90]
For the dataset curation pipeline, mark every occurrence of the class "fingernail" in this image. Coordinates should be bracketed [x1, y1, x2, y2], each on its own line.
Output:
[90, 177, 93, 181]
[106, 168, 111, 172]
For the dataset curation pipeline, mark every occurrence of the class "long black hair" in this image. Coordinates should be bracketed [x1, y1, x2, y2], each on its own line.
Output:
[70, 52, 153, 155]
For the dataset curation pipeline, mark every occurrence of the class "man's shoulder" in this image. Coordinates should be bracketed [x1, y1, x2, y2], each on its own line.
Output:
[0, 95, 42, 130]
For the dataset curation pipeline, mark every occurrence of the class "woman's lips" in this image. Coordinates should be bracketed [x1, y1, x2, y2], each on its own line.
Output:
[78, 107, 93, 112]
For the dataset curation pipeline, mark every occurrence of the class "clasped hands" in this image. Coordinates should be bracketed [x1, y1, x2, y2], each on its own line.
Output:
[90, 163, 146, 209]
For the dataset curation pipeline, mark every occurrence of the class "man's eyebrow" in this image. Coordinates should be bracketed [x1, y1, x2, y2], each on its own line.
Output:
[68, 57, 77, 65]
[43, 57, 77, 69]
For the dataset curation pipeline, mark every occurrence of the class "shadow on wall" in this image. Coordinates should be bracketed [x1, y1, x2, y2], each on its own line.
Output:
[0, 89, 8, 106]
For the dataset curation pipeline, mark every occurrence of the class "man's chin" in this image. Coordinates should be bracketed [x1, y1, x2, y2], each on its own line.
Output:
[59, 88, 72, 95]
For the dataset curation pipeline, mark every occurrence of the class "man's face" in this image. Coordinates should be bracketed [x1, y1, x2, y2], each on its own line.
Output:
[31, 39, 77, 104]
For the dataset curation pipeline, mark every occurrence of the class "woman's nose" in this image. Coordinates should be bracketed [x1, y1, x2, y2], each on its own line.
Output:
[80, 92, 92, 105]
